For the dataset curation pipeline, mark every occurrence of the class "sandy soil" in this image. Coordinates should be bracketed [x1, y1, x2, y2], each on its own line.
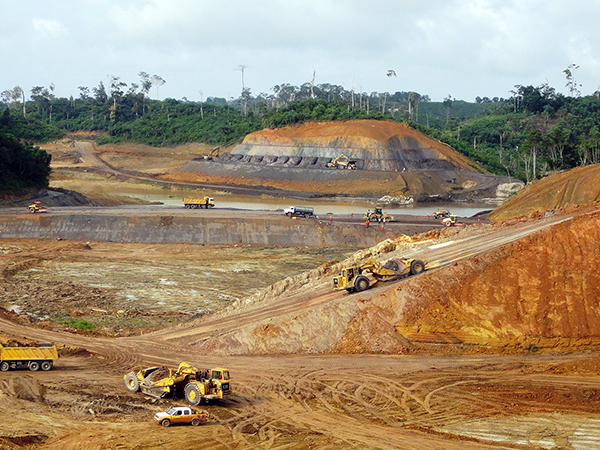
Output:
[0, 138, 598, 449]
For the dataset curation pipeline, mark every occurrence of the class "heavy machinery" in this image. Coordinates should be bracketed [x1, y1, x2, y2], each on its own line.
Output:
[183, 196, 215, 209]
[202, 146, 220, 160]
[0, 342, 58, 371]
[124, 362, 231, 405]
[433, 208, 452, 219]
[333, 257, 426, 293]
[441, 215, 465, 227]
[326, 154, 357, 169]
[283, 205, 314, 218]
[363, 207, 394, 223]
[27, 201, 48, 213]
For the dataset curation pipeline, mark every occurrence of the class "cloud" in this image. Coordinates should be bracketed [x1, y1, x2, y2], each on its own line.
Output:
[32, 18, 68, 39]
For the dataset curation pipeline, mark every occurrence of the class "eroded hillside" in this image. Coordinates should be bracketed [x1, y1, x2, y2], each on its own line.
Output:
[490, 163, 600, 221]
[166, 208, 600, 355]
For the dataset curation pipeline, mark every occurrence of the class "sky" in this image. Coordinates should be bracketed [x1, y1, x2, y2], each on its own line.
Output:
[1, 0, 599, 103]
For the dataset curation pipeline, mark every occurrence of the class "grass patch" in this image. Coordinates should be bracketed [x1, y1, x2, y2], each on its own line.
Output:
[57, 318, 97, 330]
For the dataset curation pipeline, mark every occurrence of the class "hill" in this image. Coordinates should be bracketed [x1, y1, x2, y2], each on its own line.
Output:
[182, 120, 520, 201]
[490, 163, 600, 221]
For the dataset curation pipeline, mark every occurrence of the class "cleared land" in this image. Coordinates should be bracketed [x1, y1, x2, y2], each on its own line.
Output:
[0, 139, 599, 449]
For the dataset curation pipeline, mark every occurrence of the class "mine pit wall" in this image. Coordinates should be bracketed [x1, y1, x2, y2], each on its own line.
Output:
[0, 214, 401, 247]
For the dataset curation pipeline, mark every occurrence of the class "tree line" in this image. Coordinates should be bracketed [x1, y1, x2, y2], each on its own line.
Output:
[2, 67, 600, 185]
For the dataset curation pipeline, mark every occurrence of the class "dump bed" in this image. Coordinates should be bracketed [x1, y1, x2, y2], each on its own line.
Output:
[0, 343, 58, 361]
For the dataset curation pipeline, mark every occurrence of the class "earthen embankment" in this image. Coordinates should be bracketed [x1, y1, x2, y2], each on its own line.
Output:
[0, 210, 412, 247]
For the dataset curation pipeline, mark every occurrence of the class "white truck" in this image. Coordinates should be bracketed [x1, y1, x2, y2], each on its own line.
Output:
[284, 206, 314, 218]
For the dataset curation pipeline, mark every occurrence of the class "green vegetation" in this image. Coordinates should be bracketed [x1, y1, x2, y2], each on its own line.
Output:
[2, 69, 600, 184]
[56, 317, 97, 330]
[0, 110, 52, 194]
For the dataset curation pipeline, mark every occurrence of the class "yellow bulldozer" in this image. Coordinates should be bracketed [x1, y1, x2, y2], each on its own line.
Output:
[333, 257, 426, 293]
[124, 362, 231, 405]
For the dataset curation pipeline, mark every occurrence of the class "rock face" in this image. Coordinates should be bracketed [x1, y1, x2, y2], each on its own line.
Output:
[182, 120, 518, 201]
[226, 120, 484, 172]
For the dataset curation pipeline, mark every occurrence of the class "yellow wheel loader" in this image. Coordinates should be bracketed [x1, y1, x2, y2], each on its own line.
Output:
[333, 257, 426, 293]
[124, 362, 231, 405]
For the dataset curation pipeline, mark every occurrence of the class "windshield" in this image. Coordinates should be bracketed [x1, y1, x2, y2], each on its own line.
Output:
[166, 407, 177, 415]
[212, 370, 230, 380]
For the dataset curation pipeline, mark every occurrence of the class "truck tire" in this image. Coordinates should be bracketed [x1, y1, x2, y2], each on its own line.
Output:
[41, 361, 53, 371]
[185, 383, 203, 406]
[124, 372, 140, 393]
[0, 362, 9, 371]
[161, 419, 171, 427]
[410, 260, 425, 275]
[191, 418, 201, 426]
[354, 276, 370, 292]
[29, 361, 40, 371]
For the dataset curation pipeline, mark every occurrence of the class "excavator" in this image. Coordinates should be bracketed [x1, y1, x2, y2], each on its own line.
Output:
[326, 154, 357, 169]
[333, 257, 426, 293]
[202, 146, 220, 160]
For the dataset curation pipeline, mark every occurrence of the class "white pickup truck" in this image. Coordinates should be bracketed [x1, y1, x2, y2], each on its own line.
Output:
[154, 406, 208, 427]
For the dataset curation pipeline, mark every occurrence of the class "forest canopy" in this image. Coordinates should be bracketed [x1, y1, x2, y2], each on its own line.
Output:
[2, 70, 600, 185]
[0, 109, 52, 193]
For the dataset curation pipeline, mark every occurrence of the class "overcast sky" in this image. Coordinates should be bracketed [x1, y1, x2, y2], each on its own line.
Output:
[1, 0, 598, 103]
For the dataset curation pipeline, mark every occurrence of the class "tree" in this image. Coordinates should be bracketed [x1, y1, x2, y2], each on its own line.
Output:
[564, 64, 581, 97]
[151, 74, 166, 99]
[382, 70, 396, 114]
[1, 86, 26, 117]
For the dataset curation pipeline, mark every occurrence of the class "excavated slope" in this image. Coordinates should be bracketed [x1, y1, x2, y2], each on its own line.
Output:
[186, 209, 600, 354]
[183, 120, 519, 200]
[228, 120, 486, 172]
[490, 163, 600, 221]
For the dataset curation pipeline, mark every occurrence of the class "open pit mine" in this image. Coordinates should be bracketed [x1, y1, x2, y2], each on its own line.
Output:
[182, 120, 521, 202]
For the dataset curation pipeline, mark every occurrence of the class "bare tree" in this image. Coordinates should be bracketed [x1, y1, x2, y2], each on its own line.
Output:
[151, 74, 166, 99]
[382, 69, 396, 114]
[564, 63, 581, 97]
[237, 65, 248, 116]
[198, 91, 204, 119]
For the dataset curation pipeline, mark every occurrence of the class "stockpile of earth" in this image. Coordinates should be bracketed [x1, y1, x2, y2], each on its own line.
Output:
[490, 162, 600, 221]
[181, 120, 520, 201]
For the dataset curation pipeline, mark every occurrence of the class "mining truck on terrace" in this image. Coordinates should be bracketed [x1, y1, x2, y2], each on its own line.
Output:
[333, 257, 426, 293]
[124, 362, 231, 405]
[326, 154, 357, 169]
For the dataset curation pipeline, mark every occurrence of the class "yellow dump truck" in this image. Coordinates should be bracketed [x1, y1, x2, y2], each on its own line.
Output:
[0, 342, 58, 371]
[183, 197, 215, 209]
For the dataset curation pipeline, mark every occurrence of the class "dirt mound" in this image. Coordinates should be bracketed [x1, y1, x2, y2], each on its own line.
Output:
[390, 209, 600, 351]
[0, 376, 46, 402]
[490, 163, 600, 221]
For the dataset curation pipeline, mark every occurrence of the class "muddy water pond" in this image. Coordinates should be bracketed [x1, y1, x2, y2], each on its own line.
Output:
[118, 192, 492, 218]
